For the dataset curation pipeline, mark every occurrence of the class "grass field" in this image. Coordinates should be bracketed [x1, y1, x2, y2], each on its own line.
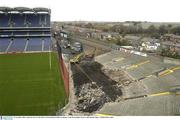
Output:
[0, 52, 67, 115]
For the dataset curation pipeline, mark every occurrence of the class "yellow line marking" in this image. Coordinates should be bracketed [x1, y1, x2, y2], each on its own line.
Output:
[126, 60, 150, 70]
[112, 57, 124, 62]
[171, 66, 180, 71]
[160, 69, 173, 76]
[149, 92, 171, 97]
[96, 114, 114, 117]
[160, 66, 180, 77]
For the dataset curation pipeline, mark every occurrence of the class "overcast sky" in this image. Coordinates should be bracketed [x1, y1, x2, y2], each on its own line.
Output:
[1, 0, 180, 22]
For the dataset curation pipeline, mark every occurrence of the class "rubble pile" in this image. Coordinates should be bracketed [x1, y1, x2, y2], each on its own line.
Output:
[71, 62, 123, 113]
[102, 68, 133, 87]
[76, 83, 106, 112]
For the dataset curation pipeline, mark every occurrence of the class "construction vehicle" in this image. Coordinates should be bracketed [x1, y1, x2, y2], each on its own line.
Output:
[70, 52, 84, 64]
[84, 47, 96, 59]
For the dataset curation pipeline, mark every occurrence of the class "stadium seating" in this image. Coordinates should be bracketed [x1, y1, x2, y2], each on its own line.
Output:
[0, 7, 51, 53]
[11, 14, 25, 27]
[0, 38, 10, 52]
[45, 31, 51, 35]
[27, 14, 39, 27]
[29, 31, 43, 35]
[44, 37, 51, 51]
[0, 31, 12, 36]
[26, 38, 42, 51]
[0, 14, 9, 27]
[13, 31, 27, 35]
[8, 38, 26, 52]
[47, 15, 50, 27]
[41, 14, 51, 27]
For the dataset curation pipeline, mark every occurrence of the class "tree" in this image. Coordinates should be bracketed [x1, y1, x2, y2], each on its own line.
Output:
[170, 26, 180, 35]
[116, 38, 131, 46]
[85, 23, 94, 29]
[146, 25, 157, 34]
[167, 24, 172, 33]
[151, 33, 160, 39]
[158, 25, 168, 35]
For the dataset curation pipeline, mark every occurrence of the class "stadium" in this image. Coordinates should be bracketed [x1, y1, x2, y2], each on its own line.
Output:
[1, 6, 180, 117]
[0, 7, 68, 115]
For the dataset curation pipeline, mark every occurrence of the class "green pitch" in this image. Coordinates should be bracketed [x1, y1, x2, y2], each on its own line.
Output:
[0, 52, 67, 115]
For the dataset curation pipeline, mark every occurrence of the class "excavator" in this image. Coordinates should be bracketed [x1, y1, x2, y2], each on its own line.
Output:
[70, 47, 96, 64]
[70, 52, 84, 64]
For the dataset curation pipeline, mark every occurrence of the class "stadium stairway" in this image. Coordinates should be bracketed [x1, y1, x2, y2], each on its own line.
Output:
[24, 40, 29, 52]
[5, 40, 13, 52]
[42, 39, 44, 51]
[8, 38, 26, 52]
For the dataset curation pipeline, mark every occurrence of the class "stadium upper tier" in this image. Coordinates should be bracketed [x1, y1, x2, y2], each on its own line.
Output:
[0, 7, 51, 28]
[0, 13, 50, 28]
[0, 7, 52, 53]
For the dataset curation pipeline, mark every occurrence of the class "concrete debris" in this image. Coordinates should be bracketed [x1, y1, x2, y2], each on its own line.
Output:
[71, 62, 123, 113]
[102, 69, 133, 87]
[76, 83, 106, 112]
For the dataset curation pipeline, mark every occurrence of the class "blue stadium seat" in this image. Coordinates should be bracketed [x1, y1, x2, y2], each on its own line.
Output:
[0, 38, 10, 52]
[11, 14, 25, 27]
[27, 14, 40, 27]
[44, 37, 51, 51]
[26, 38, 42, 51]
[0, 31, 12, 36]
[29, 31, 43, 35]
[8, 38, 26, 52]
[40, 14, 50, 27]
[0, 14, 9, 27]
[46, 14, 50, 27]
[44, 31, 51, 35]
[0, 11, 51, 53]
[13, 31, 27, 35]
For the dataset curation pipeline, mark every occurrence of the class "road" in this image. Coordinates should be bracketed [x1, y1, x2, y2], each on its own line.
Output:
[71, 36, 112, 51]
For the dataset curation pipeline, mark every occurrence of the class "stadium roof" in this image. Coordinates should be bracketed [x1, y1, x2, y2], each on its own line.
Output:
[0, 7, 12, 12]
[0, 7, 51, 14]
[14, 7, 32, 12]
[33, 7, 51, 13]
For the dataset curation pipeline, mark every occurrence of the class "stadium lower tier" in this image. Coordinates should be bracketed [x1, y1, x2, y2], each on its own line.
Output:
[0, 37, 51, 52]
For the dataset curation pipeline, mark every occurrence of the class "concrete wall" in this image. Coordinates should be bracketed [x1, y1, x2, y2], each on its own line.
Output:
[57, 41, 69, 98]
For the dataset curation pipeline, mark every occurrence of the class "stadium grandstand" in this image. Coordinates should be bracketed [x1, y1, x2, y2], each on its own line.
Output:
[0, 7, 67, 115]
[0, 7, 51, 53]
